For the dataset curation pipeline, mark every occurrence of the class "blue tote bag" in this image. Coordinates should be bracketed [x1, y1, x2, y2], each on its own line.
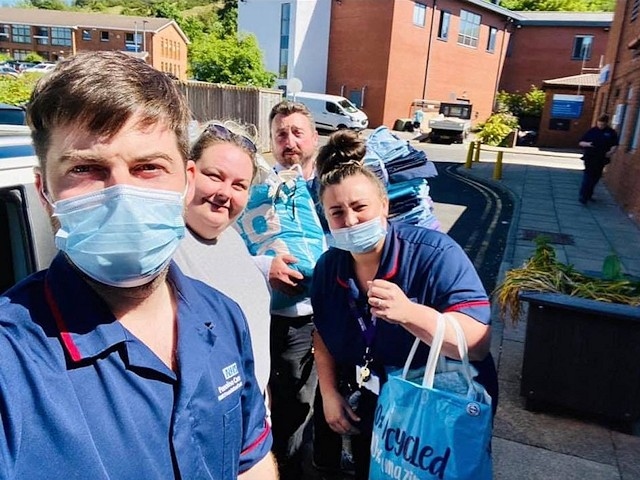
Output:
[369, 315, 493, 480]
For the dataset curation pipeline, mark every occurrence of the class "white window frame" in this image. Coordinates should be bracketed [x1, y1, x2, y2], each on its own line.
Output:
[458, 10, 481, 48]
[413, 2, 426, 27]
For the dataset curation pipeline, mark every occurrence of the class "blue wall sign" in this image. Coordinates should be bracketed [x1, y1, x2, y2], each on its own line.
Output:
[551, 94, 584, 119]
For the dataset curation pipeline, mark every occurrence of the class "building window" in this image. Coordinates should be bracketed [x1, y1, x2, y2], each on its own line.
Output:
[11, 25, 30, 44]
[413, 2, 426, 27]
[572, 35, 593, 60]
[51, 27, 72, 47]
[100, 31, 109, 42]
[34, 26, 49, 45]
[0, 25, 9, 40]
[12, 49, 29, 60]
[458, 10, 481, 48]
[125, 32, 143, 52]
[438, 11, 451, 40]
[82, 30, 91, 41]
[487, 26, 498, 52]
[279, 3, 290, 79]
[630, 105, 640, 150]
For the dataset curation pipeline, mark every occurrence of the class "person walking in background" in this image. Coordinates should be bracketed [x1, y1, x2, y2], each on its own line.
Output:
[311, 130, 498, 480]
[412, 107, 424, 133]
[0, 51, 276, 479]
[173, 121, 272, 396]
[578, 114, 618, 204]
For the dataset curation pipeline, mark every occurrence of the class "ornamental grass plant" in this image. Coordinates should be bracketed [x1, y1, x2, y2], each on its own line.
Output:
[494, 236, 640, 325]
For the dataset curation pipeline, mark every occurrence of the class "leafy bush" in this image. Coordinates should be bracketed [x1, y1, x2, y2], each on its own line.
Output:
[0, 74, 41, 106]
[494, 236, 640, 324]
[475, 113, 518, 146]
[496, 86, 545, 118]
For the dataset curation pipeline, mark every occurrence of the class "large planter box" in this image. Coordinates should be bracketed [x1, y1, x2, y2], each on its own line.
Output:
[519, 291, 640, 424]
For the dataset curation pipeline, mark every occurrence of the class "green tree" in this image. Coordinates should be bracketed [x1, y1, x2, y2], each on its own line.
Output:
[0, 74, 41, 105]
[24, 52, 46, 63]
[189, 32, 276, 87]
[217, 0, 238, 37]
[500, 0, 615, 11]
[496, 86, 545, 117]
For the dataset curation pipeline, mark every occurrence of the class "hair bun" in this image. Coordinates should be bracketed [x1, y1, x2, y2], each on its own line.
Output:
[316, 130, 366, 178]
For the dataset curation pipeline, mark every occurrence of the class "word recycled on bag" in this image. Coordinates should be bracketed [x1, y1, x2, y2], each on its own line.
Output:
[371, 404, 450, 480]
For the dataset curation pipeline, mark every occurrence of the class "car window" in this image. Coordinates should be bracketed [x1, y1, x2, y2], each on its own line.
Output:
[338, 99, 358, 114]
[0, 187, 36, 293]
[0, 109, 27, 126]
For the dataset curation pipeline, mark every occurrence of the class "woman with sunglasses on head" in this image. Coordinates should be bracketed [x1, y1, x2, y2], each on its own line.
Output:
[310, 130, 499, 480]
[173, 121, 272, 397]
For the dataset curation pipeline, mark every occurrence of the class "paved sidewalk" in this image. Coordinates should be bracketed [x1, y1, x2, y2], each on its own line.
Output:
[457, 145, 640, 480]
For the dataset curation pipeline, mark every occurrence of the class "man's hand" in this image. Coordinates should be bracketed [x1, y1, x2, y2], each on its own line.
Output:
[269, 254, 305, 296]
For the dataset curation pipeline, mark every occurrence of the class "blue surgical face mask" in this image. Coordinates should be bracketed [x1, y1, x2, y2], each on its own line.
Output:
[328, 216, 387, 254]
[50, 184, 186, 288]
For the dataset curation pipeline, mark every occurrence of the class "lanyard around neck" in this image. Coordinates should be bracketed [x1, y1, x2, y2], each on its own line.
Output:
[346, 277, 377, 352]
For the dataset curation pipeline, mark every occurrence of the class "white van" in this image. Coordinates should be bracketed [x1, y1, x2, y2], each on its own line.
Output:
[287, 92, 368, 131]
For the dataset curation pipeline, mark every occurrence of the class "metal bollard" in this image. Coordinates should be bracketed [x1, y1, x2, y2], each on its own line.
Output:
[473, 141, 481, 162]
[493, 150, 504, 180]
[464, 141, 475, 169]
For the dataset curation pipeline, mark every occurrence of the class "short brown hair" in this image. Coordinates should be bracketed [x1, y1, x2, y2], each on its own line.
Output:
[316, 130, 386, 201]
[597, 114, 610, 123]
[27, 51, 191, 170]
[268, 100, 315, 130]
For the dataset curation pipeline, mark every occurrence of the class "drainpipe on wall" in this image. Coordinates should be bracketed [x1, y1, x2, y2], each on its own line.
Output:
[492, 17, 513, 112]
[361, 85, 367, 108]
[421, 0, 437, 100]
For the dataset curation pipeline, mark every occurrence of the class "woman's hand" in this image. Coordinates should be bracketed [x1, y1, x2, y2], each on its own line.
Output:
[322, 389, 361, 435]
[367, 279, 416, 324]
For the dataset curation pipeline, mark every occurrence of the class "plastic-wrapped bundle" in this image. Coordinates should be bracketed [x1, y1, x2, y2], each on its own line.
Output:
[234, 165, 328, 309]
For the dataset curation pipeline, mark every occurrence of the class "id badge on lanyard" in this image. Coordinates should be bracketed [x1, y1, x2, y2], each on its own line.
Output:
[347, 278, 380, 395]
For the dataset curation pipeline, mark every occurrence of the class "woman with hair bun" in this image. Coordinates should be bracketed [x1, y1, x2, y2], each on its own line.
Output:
[311, 130, 498, 479]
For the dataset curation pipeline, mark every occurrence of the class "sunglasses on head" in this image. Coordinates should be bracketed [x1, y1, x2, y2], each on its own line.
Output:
[205, 123, 257, 154]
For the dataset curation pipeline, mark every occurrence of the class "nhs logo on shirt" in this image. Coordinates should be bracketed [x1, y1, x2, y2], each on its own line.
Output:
[218, 363, 242, 401]
[223, 363, 239, 380]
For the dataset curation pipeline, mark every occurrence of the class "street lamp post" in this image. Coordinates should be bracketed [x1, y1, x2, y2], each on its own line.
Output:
[142, 20, 148, 54]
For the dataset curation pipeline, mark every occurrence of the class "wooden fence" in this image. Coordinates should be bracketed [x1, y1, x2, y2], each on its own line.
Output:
[177, 81, 283, 153]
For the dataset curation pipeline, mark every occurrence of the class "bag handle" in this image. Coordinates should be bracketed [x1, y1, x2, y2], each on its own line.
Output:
[402, 313, 446, 381]
[401, 313, 478, 390]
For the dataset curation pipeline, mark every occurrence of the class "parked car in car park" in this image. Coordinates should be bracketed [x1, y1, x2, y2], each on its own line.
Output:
[0, 65, 20, 78]
[0, 103, 27, 126]
[22, 63, 56, 74]
[0, 125, 56, 293]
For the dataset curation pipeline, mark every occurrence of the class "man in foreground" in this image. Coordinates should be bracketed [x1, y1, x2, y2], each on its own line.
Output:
[0, 51, 276, 479]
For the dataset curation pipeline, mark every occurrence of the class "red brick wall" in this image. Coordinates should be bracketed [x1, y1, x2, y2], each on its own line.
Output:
[423, 0, 510, 126]
[536, 86, 596, 148]
[327, 0, 511, 129]
[327, 0, 395, 128]
[500, 24, 610, 93]
[598, 0, 640, 223]
[0, 23, 187, 81]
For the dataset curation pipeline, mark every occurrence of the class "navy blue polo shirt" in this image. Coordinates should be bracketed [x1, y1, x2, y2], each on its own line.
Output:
[311, 222, 495, 388]
[0, 253, 271, 480]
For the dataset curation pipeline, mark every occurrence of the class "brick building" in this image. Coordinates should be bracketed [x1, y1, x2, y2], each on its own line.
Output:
[239, 0, 519, 130]
[536, 73, 598, 149]
[327, 0, 519, 129]
[499, 11, 612, 94]
[594, 0, 640, 222]
[0, 8, 188, 80]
